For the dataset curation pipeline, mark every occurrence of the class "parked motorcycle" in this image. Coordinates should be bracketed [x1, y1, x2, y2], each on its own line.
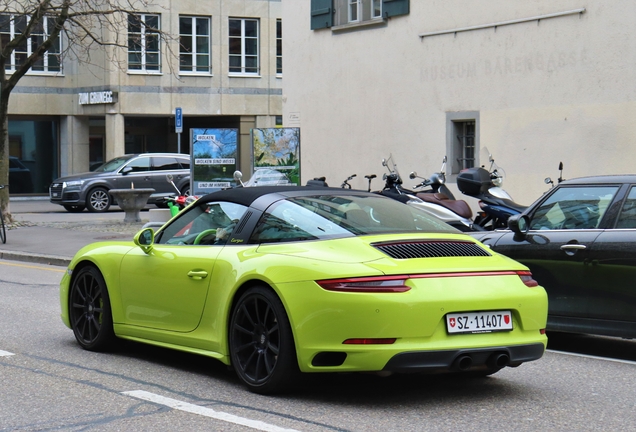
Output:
[457, 148, 527, 230]
[378, 155, 483, 232]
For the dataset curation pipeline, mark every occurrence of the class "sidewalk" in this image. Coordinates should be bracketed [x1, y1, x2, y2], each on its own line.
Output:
[0, 199, 159, 266]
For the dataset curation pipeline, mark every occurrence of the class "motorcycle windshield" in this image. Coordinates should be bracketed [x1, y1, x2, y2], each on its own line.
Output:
[481, 147, 506, 185]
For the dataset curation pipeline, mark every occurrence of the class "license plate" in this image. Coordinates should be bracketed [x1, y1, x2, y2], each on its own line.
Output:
[446, 311, 512, 334]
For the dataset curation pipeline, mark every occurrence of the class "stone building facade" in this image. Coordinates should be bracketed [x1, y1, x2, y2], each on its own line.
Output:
[284, 1, 634, 205]
[7, 0, 282, 195]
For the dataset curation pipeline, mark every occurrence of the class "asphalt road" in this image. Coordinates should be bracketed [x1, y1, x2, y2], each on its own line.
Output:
[1, 259, 635, 431]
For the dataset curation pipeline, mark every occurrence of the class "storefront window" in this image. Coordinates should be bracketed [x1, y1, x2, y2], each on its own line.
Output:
[124, 117, 171, 154]
[8, 120, 58, 195]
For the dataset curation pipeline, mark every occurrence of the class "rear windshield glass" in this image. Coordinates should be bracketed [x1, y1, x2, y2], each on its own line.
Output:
[250, 194, 457, 243]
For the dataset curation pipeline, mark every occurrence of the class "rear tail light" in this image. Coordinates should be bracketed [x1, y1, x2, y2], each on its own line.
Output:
[517, 271, 539, 287]
[318, 271, 538, 292]
[317, 276, 410, 293]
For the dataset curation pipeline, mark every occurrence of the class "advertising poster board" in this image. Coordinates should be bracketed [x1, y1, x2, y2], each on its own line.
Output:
[190, 128, 238, 195]
[250, 128, 300, 187]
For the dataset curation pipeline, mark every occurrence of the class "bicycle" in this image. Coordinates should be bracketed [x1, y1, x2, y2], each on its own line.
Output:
[340, 173, 357, 189]
[0, 184, 5, 243]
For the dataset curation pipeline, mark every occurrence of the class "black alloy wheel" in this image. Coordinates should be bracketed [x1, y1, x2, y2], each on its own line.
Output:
[64, 205, 85, 213]
[86, 187, 111, 212]
[69, 266, 115, 351]
[229, 286, 299, 394]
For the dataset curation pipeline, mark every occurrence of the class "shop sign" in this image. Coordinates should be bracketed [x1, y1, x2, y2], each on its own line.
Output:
[78, 90, 116, 105]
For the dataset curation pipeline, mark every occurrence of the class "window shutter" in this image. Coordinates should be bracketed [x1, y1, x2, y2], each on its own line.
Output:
[382, 0, 409, 18]
[311, 0, 333, 30]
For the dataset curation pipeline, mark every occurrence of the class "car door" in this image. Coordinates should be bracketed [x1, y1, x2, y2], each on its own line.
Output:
[119, 245, 220, 332]
[118, 200, 247, 332]
[585, 185, 636, 324]
[485, 185, 620, 320]
[113, 156, 153, 189]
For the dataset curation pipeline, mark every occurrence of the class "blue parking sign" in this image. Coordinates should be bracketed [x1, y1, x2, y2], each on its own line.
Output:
[175, 107, 183, 133]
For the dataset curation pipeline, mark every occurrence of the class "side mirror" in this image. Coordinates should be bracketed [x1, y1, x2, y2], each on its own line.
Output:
[233, 170, 245, 187]
[507, 214, 530, 238]
[121, 166, 133, 175]
[381, 159, 387, 167]
[409, 172, 417, 179]
[134, 228, 155, 254]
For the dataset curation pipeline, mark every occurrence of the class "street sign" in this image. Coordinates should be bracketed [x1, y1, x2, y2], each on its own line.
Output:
[175, 107, 183, 133]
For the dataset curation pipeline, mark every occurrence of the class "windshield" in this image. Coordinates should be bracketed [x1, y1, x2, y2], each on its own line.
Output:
[250, 194, 458, 243]
[94, 156, 132, 173]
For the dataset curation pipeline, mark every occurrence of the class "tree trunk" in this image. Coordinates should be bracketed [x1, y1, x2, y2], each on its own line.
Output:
[0, 83, 10, 223]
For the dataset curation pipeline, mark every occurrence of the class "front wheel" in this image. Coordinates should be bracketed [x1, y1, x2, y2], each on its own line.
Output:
[86, 187, 111, 212]
[229, 286, 299, 394]
[69, 266, 115, 351]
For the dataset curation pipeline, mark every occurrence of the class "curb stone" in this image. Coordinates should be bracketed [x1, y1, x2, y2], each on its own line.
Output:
[0, 250, 71, 267]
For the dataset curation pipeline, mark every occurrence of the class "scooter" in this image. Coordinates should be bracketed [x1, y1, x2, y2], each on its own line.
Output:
[457, 149, 527, 230]
[164, 173, 197, 217]
[377, 155, 483, 232]
[142, 174, 198, 230]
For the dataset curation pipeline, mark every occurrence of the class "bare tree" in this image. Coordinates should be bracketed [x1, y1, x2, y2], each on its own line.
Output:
[0, 0, 175, 221]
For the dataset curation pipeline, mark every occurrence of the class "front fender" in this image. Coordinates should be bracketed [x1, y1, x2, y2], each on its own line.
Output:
[61, 242, 138, 327]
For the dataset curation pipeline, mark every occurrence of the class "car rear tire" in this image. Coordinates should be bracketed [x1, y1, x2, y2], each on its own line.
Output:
[69, 266, 116, 351]
[229, 286, 299, 394]
[63, 205, 85, 213]
[86, 187, 111, 212]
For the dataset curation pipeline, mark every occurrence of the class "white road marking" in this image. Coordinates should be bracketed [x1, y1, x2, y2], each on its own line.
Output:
[122, 390, 300, 432]
[0, 350, 15, 357]
[547, 349, 636, 366]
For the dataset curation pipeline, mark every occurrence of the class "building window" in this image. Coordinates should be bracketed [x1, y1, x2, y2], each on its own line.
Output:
[229, 18, 259, 75]
[0, 14, 62, 73]
[276, 19, 282, 75]
[179, 16, 211, 74]
[372, 0, 382, 18]
[349, 0, 361, 22]
[446, 112, 479, 175]
[455, 121, 476, 170]
[128, 14, 161, 72]
[311, 0, 409, 30]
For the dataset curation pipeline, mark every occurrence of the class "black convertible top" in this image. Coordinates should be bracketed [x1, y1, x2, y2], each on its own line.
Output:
[196, 185, 374, 207]
[560, 174, 636, 185]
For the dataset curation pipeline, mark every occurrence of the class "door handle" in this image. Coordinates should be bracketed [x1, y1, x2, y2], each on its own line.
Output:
[560, 244, 587, 251]
[187, 270, 208, 280]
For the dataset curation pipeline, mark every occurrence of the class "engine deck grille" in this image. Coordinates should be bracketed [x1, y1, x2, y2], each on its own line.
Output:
[373, 240, 491, 259]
